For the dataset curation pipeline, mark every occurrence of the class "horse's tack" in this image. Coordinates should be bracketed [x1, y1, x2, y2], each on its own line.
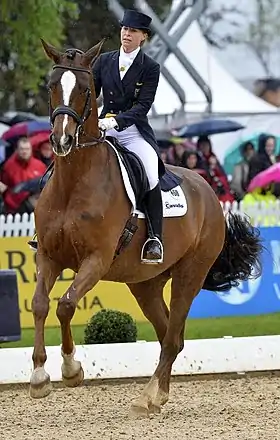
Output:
[49, 63, 102, 148]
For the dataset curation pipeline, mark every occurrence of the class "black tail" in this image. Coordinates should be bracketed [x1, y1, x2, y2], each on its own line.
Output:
[203, 212, 264, 292]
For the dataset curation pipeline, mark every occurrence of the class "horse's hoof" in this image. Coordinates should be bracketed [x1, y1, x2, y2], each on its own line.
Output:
[29, 367, 52, 399]
[149, 403, 161, 415]
[29, 378, 52, 399]
[129, 403, 150, 419]
[62, 366, 84, 388]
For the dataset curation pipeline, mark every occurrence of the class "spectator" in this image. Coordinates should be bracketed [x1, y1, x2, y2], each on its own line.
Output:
[207, 155, 235, 203]
[230, 141, 255, 201]
[31, 132, 53, 167]
[159, 149, 168, 163]
[248, 134, 277, 183]
[196, 135, 219, 167]
[180, 150, 208, 178]
[166, 142, 186, 166]
[0, 137, 46, 214]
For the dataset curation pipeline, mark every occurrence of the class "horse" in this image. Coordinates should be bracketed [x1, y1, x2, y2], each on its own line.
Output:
[29, 38, 263, 417]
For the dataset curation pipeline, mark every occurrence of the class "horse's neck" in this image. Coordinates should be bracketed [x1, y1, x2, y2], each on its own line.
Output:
[53, 144, 108, 190]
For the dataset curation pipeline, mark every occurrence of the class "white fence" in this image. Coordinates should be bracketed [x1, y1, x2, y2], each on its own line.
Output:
[1, 335, 280, 384]
[1, 200, 280, 237]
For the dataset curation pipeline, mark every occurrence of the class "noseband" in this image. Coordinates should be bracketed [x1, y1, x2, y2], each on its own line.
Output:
[50, 49, 105, 147]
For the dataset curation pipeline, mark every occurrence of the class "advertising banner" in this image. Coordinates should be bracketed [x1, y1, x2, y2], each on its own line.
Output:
[0, 228, 279, 328]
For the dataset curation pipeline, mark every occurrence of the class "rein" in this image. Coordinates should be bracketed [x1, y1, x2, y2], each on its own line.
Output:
[50, 61, 105, 148]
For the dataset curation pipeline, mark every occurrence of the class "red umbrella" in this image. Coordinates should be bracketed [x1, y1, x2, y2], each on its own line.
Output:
[1, 120, 51, 142]
[30, 132, 50, 151]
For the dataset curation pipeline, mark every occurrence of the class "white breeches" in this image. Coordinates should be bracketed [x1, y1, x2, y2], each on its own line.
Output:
[106, 124, 159, 190]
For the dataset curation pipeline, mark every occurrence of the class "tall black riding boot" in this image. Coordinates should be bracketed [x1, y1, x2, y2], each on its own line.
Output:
[141, 183, 164, 264]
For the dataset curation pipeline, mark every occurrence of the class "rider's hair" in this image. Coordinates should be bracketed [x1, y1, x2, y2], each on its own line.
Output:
[140, 32, 148, 46]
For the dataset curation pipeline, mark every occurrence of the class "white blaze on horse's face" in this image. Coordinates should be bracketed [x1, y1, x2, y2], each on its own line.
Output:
[60, 70, 76, 150]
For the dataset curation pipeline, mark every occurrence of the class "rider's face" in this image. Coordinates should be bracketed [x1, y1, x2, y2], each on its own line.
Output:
[121, 27, 147, 53]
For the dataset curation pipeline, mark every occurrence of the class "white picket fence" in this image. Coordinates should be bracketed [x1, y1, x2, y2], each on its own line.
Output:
[1, 200, 280, 237]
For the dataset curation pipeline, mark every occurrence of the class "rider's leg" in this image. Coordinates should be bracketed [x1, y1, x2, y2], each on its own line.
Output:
[107, 125, 163, 263]
[141, 181, 164, 263]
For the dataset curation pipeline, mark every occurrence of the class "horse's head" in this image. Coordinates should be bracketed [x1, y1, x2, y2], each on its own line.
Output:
[41, 39, 105, 156]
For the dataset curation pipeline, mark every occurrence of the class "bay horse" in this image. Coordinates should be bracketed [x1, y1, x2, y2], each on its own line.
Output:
[29, 38, 263, 417]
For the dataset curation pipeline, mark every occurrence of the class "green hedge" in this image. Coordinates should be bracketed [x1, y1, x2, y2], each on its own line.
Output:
[84, 309, 137, 344]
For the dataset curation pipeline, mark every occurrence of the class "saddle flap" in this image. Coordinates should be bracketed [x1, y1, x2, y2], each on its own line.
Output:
[106, 136, 149, 208]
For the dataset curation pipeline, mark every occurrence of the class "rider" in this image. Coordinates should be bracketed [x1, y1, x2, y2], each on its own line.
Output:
[94, 9, 165, 264]
[29, 9, 164, 264]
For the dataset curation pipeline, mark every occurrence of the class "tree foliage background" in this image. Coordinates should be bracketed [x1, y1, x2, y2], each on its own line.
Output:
[0, 0, 171, 115]
[1, 0, 279, 116]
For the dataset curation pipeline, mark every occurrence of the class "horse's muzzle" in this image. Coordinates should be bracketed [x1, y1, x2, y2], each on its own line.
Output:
[50, 133, 74, 156]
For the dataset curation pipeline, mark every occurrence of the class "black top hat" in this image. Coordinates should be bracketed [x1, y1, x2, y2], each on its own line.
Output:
[120, 9, 152, 35]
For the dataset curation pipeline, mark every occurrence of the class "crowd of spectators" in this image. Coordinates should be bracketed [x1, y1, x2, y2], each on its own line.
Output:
[0, 128, 279, 215]
[160, 133, 280, 205]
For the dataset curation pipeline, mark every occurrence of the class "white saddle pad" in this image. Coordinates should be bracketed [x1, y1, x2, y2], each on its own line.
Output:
[106, 140, 187, 218]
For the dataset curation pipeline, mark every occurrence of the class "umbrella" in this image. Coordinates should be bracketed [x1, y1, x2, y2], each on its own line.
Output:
[1, 120, 51, 142]
[177, 118, 245, 138]
[30, 132, 50, 151]
[0, 122, 9, 137]
[2, 111, 41, 125]
[12, 177, 42, 195]
[247, 163, 280, 192]
[0, 138, 9, 164]
[0, 138, 9, 148]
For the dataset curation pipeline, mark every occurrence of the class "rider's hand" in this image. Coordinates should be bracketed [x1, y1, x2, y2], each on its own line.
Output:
[0, 182, 7, 194]
[98, 117, 118, 131]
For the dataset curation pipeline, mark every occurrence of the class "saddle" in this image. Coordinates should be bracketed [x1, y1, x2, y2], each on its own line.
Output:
[39, 136, 183, 212]
[105, 136, 182, 210]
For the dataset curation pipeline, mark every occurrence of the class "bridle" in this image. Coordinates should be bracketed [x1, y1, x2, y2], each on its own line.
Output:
[49, 49, 105, 148]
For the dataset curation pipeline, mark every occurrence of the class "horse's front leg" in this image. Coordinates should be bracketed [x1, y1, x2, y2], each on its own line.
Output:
[56, 254, 106, 387]
[30, 253, 60, 398]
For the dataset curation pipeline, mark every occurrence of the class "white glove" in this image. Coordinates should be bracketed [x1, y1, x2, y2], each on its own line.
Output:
[98, 117, 118, 131]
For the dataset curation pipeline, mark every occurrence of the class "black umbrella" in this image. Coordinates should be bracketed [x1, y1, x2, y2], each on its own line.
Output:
[12, 170, 52, 194]
[177, 118, 245, 138]
[12, 177, 42, 195]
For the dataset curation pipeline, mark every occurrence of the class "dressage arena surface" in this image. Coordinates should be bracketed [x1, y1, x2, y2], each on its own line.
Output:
[0, 374, 279, 440]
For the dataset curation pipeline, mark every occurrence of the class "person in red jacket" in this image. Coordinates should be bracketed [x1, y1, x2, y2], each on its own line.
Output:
[207, 155, 235, 203]
[0, 137, 46, 214]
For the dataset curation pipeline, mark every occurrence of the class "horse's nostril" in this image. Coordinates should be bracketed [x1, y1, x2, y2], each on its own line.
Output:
[64, 135, 73, 147]
[50, 133, 57, 146]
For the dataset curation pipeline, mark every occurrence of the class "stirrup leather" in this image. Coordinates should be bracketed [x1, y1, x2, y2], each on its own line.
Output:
[141, 236, 164, 264]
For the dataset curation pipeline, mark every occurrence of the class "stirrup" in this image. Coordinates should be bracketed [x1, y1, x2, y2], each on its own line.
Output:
[141, 236, 164, 265]
[28, 233, 38, 251]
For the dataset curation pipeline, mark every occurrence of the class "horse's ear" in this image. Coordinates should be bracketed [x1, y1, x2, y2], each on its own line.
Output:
[83, 38, 107, 67]
[40, 38, 63, 63]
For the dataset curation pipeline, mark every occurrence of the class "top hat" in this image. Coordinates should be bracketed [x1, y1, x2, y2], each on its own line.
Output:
[120, 9, 152, 35]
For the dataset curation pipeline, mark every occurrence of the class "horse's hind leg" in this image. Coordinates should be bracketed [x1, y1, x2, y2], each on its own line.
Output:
[127, 271, 170, 345]
[30, 253, 60, 398]
[127, 273, 171, 417]
[130, 251, 214, 417]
